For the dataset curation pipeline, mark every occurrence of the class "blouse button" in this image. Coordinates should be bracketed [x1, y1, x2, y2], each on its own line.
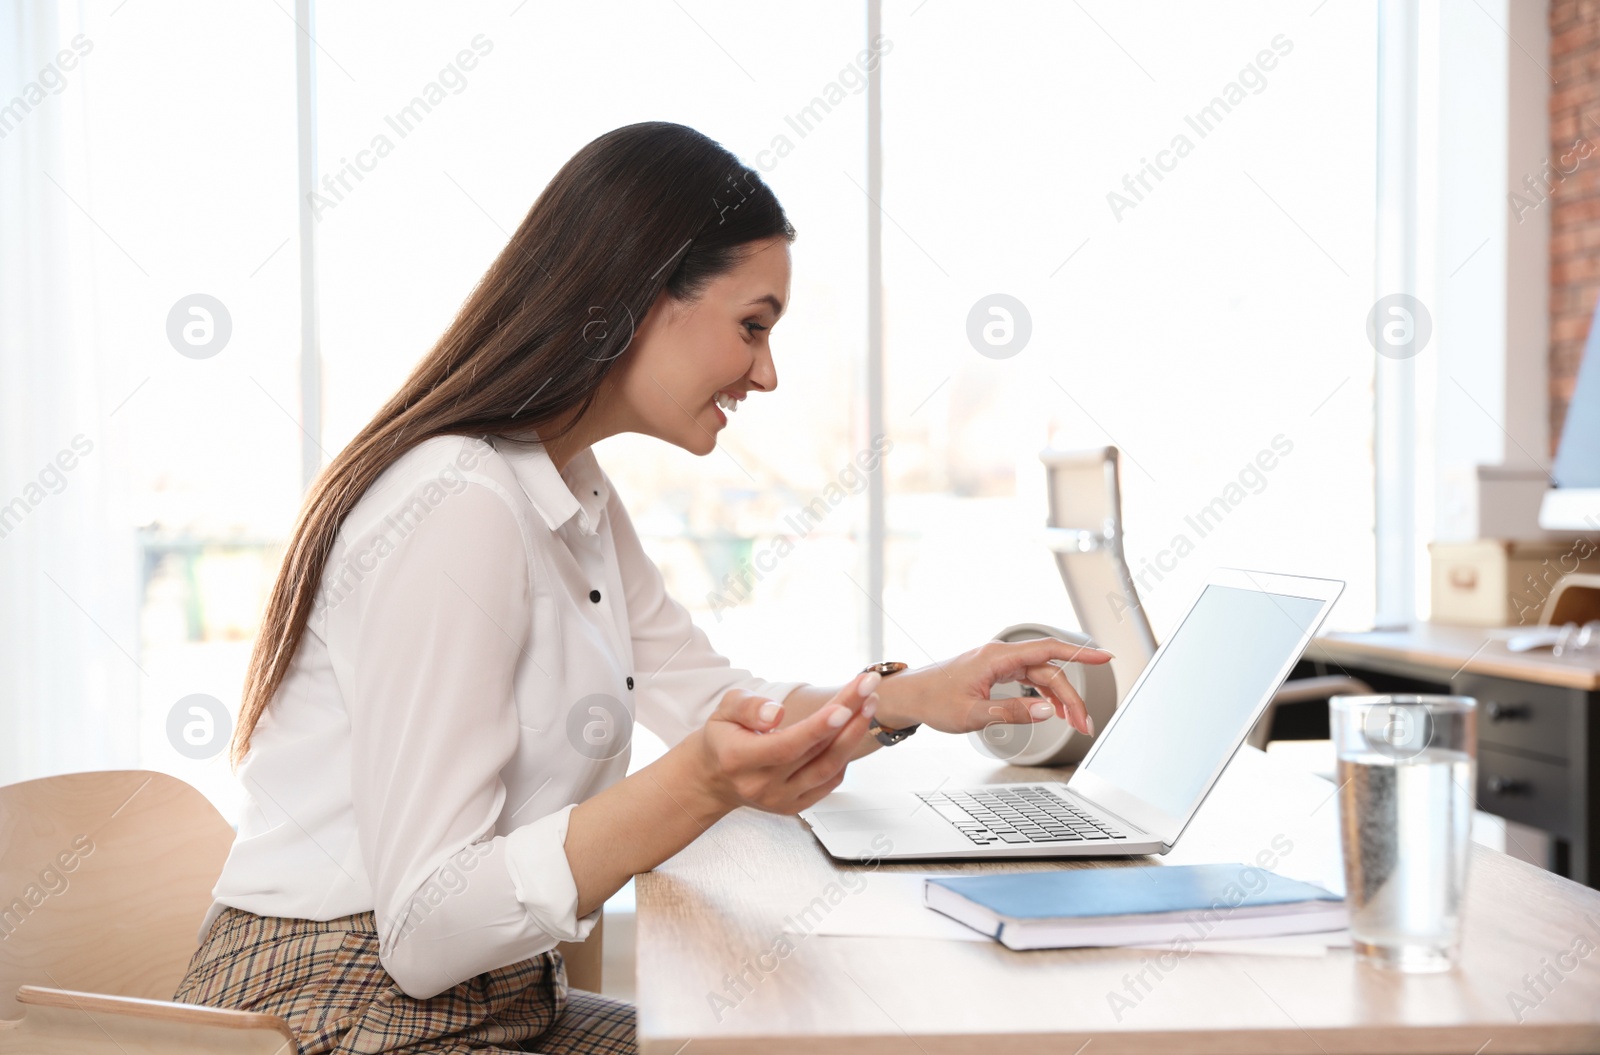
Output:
[626, 676, 634, 690]
[589, 589, 602, 603]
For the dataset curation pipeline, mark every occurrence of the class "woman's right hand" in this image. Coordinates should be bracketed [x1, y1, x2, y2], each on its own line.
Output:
[687, 673, 880, 815]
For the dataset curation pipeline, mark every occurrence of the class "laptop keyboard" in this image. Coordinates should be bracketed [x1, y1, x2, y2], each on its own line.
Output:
[916, 786, 1128, 846]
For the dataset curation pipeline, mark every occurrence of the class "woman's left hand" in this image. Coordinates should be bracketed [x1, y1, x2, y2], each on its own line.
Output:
[875, 638, 1114, 737]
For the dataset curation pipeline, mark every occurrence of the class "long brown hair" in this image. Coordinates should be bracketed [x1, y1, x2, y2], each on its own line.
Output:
[231, 121, 796, 766]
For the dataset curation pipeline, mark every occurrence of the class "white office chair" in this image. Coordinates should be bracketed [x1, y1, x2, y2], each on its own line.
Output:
[1041, 446, 1369, 749]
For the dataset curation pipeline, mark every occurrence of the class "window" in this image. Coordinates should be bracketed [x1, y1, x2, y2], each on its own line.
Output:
[880, 1, 1377, 659]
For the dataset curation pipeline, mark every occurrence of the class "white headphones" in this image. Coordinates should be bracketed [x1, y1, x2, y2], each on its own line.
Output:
[967, 622, 1119, 767]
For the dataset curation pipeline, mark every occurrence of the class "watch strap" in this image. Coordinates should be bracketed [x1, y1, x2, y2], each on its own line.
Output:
[860, 662, 916, 745]
[868, 717, 918, 745]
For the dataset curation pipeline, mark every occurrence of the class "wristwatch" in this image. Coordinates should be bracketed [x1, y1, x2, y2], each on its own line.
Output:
[860, 661, 915, 745]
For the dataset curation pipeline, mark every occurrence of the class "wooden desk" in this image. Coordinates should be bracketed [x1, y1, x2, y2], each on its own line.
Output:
[636, 731, 1600, 1054]
[1313, 624, 1600, 693]
[1309, 625, 1600, 885]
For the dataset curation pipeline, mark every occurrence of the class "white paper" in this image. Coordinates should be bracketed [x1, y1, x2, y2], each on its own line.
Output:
[783, 874, 990, 942]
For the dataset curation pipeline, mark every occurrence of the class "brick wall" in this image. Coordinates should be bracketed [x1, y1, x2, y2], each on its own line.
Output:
[1550, 0, 1600, 454]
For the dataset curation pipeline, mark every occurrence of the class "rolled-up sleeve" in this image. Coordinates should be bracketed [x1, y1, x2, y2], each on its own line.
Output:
[331, 478, 596, 999]
[604, 478, 806, 745]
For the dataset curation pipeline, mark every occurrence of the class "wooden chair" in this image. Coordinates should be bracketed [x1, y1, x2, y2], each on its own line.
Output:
[1544, 572, 1600, 628]
[0, 770, 603, 1054]
[0, 769, 294, 1053]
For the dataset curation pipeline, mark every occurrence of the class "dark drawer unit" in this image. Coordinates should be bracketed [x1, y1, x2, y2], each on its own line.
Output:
[1324, 631, 1599, 887]
[1476, 746, 1572, 837]
[1453, 673, 1579, 763]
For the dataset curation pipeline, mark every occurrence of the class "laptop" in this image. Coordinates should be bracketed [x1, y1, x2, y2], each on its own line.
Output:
[800, 568, 1344, 861]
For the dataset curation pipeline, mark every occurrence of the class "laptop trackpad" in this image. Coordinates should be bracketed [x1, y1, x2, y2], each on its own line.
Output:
[814, 807, 919, 832]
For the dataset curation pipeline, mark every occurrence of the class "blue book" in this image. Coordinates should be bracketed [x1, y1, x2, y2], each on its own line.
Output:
[924, 864, 1346, 951]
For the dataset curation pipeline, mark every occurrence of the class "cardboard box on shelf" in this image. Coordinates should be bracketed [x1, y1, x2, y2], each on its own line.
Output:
[1428, 538, 1600, 626]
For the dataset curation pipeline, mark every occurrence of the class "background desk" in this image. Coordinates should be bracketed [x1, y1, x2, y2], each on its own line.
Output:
[635, 730, 1600, 1054]
[1307, 624, 1600, 886]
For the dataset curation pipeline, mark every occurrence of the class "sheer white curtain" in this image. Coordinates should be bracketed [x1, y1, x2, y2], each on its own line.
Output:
[0, 0, 140, 783]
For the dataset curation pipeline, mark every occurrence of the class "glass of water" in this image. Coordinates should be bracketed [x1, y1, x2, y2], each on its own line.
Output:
[1329, 694, 1477, 972]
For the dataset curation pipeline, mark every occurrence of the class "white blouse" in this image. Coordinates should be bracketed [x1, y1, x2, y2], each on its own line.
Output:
[203, 432, 805, 999]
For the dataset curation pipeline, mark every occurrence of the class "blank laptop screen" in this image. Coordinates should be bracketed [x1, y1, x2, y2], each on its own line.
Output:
[1077, 583, 1326, 820]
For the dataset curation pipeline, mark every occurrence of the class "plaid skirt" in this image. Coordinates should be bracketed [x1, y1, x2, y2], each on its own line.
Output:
[173, 906, 636, 1055]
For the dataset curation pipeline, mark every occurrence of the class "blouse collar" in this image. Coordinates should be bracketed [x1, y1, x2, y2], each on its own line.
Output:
[487, 430, 610, 537]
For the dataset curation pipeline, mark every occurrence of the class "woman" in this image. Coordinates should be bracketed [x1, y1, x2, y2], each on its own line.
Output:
[173, 121, 1110, 1054]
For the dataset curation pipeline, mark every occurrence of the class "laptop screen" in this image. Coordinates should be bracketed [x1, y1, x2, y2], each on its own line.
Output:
[1075, 583, 1328, 821]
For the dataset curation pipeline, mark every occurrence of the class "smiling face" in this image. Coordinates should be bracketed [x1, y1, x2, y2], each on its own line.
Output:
[599, 236, 790, 457]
